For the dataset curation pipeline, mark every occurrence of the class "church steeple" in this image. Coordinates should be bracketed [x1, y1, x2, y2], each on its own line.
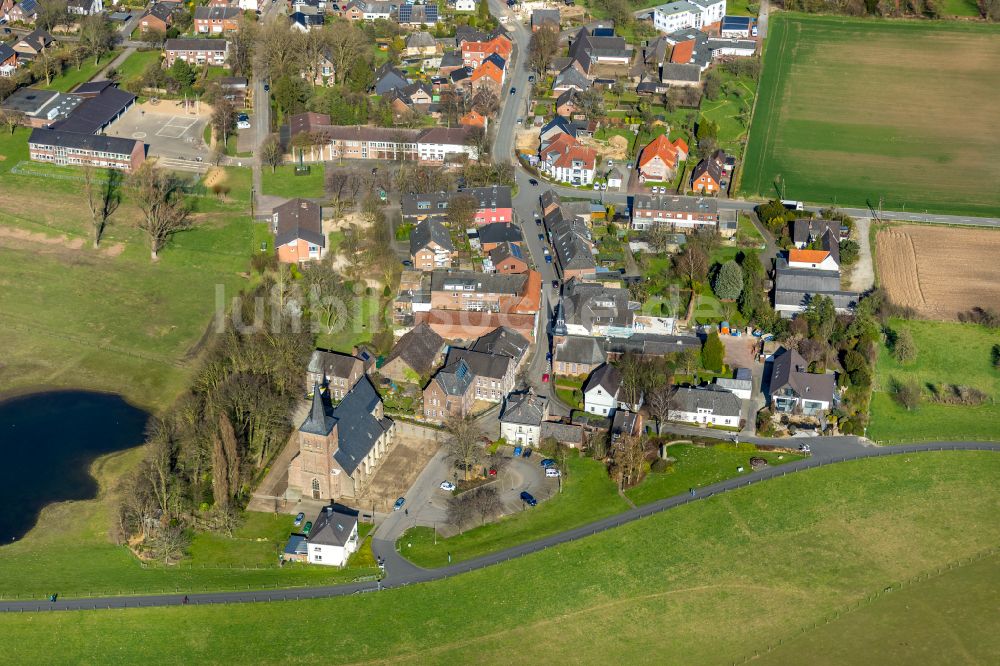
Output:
[301, 383, 335, 435]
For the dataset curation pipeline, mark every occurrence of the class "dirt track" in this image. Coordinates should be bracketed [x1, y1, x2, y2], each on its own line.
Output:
[876, 225, 1000, 320]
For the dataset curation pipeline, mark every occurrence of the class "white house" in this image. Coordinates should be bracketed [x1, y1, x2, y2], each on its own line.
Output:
[583, 363, 628, 417]
[667, 386, 741, 427]
[651, 0, 725, 34]
[418, 127, 478, 164]
[714, 376, 752, 401]
[500, 392, 548, 446]
[787, 248, 839, 271]
[67, 0, 103, 15]
[768, 348, 837, 416]
[455, 0, 477, 10]
[306, 506, 360, 567]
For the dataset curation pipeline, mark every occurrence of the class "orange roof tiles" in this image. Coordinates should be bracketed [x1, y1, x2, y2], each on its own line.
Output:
[638, 134, 688, 171]
[670, 40, 695, 64]
[789, 249, 830, 264]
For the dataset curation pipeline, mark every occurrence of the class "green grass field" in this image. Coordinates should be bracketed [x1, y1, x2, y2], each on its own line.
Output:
[41, 50, 123, 93]
[625, 443, 802, 505]
[112, 50, 161, 88]
[1, 452, 997, 663]
[756, 552, 1000, 665]
[869, 319, 1000, 443]
[0, 129, 262, 410]
[262, 164, 326, 199]
[742, 15, 1000, 217]
[0, 449, 378, 599]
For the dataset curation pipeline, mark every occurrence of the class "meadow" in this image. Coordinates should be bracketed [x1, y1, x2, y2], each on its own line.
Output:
[869, 319, 1000, 442]
[741, 15, 1000, 216]
[0, 128, 265, 411]
[1, 452, 998, 664]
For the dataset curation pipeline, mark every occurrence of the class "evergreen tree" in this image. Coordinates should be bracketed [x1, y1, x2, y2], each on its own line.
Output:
[702, 331, 725, 373]
[712, 260, 744, 300]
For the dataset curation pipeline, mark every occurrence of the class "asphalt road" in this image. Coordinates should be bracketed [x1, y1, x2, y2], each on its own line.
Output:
[3, 440, 996, 612]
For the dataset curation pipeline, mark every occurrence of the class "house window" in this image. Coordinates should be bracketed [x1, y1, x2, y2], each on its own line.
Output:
[314, 554, 322, 562]
[311, 478, 320, 499]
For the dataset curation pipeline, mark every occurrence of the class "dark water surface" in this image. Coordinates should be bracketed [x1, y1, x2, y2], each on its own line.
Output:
[0, 391, 150, 543]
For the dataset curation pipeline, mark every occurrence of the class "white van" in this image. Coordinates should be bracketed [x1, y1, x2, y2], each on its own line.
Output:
[545, 468, 561, 478]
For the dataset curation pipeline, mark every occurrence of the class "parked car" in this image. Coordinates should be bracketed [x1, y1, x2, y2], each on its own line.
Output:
[538, 233, 544, 240]
[303, 521, 313, 535]
[592, 183, 599, 190]
[516, 117, 522, 125]
[798, 444, 811, 453]
[545, 352, 552, 361]
[545, 468, 561, 478]
[520, 491, 537, 506]
[294, 512, 305, 527]
[523, 448, 532, 459]
[528, 74, 535, 82]
[540, 458, 556, 467]
[545, 255, 552, 263]
[536, 218, 543, 226]
[510, 87, 516, 95]
[513, 446, 522, 457]
[401, 259, 413, 267]
[393, 497, 406, 511]
[600, 183, 607, 190]
[440, 481, 456, 491]
[488, 467, 497, 476]
[542, 373, 549, 382]
[551, 279, 558, 288]
[236, 114, 250, 129]
[607, 159, 613, 167]
[529, 178, 538, 186]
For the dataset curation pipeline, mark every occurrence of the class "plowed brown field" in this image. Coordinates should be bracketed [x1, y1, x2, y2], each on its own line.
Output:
[876, 225, 1000, 320]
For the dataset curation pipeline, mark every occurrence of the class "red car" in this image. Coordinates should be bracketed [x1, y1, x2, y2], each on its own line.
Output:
[489, 467, 498, 476]
[542, 373, 549, 383]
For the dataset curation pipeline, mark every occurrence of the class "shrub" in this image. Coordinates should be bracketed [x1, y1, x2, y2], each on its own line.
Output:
[701, 331, 725, 373]
[650, 458, 670, 473]
[892, 328, 918, 364]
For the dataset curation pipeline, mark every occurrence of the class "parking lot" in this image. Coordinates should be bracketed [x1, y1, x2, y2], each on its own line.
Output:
[359, 434, 441, 513]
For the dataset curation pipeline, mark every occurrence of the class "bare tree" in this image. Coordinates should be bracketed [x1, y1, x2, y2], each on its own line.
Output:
[612, 433, 647, 489]
[617, 353, 649, 411]
[227, 17, 258, 77]
[447, 493, 475, 532]
[78, 13, 116, 65]
[325, 20, 367, 85]
[0, 109, 23, 134]
[528, 25, 560, 74]
[211, 95, 237, 149]
[446, 193, 479, 229]
[445, 413, 483, 481]
[468, 485, 502, 525]
[259, 134, 284, 173]
[646, 383, 674, 435]
[128, 164, 191, 260]
[676, 244, 708, 288]
[82, 166, 121, 248]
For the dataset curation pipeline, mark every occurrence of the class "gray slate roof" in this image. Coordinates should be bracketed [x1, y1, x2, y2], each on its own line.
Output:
[769, 347, 836, 404]
[307, 505, 358, 548]
[560, 278, 634, 332]
[501, 392, 547, 427]
[633, 194, 718, 216]
[331, 375, 393, 475]
[27, 128, 139, 156]
[584, 363, 621, 396]
[301, 384, 336, 436]
[604, 333, 701, 356]
[541, 421, 583, 446]
[384, 322, 445, 376]
[274, 198, 325, 248]
[435, 358, 475, 396]
[546, 208, 596, 273]
[430, 269, 526, 295]
[671, 385, 741, 417]
[660, 63, 701, 83]
[165, 38, 228, 52]
[307, 350, 361, 381]
[52, 86, 136, 134]
[410, 217, 454, 255]
[555, 335, 606, 366]
[446, 348, 512, 380]
[470, 326, 529, 362]
[477, 222, 523, 245]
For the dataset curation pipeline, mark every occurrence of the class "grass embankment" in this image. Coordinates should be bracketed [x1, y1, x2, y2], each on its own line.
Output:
[1, 452, 998, 663]
[869, 319, 1000, 443]
[742, 14, 1000, 216]
[0, 128, 262, 410]
[625, 443, 803, 505]
[261, 164, 326, 199]
[0, 448, 377, 599]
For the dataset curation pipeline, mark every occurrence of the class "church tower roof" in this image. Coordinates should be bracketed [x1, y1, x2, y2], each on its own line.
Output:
[300, 383, 336, 436]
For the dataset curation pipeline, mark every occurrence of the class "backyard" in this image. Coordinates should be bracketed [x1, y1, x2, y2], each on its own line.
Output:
[41, 49, 123, 93]
[869, 319, 1000, 443]
[1, 452, 997, 664]
[742, 15, 1000, 216]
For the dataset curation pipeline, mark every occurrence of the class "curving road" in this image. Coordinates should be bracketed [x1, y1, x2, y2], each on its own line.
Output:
[2, 439, 997, 612]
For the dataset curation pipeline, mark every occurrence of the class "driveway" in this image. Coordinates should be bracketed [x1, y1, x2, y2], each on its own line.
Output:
[848, 216, 874, 293]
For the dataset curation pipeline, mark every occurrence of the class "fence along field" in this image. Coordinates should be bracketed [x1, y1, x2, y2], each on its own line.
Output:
[741, 16, 1000, 217]
[876, 225, 1000, 320]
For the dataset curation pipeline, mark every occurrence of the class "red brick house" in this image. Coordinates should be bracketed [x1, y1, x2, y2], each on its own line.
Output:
[691, 149, 728, 194]
[637, 134, 689, 182]
[194, 6, 241, 33]
[273, 198, 326, 264]
[489, 242, 528, 274]
[28, 129, 145, 172]
[461, 35, 512, 69]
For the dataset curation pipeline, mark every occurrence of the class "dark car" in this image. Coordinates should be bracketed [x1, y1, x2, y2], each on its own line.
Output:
[401, 259, 413, 267]
[528, 178, 538, 186]
[551, 280, 558, 288]
[538, 233, 544, 240]
[520, 491, 537, 507]
[523, 448, 532, 459]
[541, 458, 556, 468]
[294, 512, 305, 527]
[528, 75, 535, 82]
[303, 521, 313, 535]
[546, 352, 552, 361]
[509, 87, 516, 95]
[393, 497, 406, 511]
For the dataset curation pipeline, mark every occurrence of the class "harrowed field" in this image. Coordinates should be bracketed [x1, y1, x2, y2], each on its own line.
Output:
[2, 452, 998, 664]
[741, 15, 1000, 217]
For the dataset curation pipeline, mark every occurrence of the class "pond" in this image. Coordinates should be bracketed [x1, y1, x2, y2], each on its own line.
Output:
[0, 390, 150, 544]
